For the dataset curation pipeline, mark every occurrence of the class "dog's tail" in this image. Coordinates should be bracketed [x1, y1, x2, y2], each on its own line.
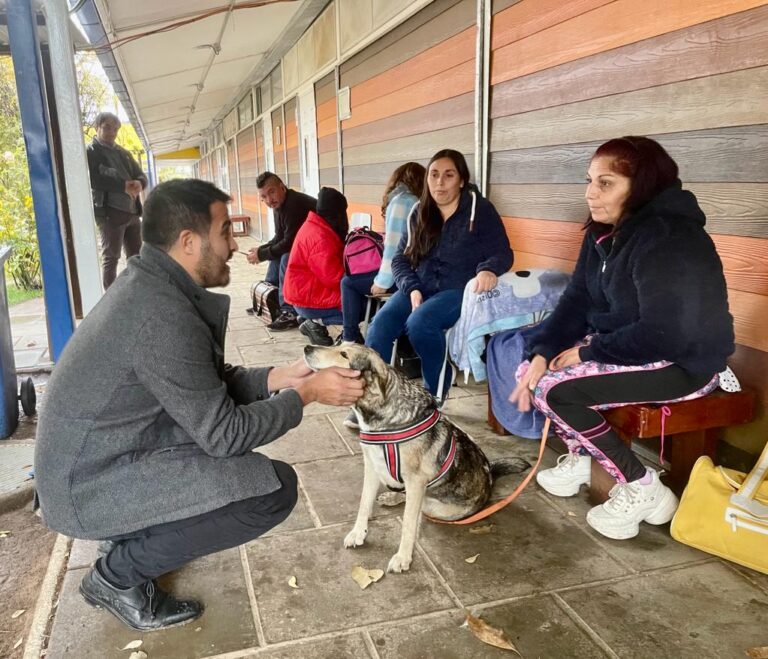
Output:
[490, 457, 531, 480]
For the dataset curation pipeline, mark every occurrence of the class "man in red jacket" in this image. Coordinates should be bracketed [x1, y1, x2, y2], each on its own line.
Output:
[283, 187, 349, 346]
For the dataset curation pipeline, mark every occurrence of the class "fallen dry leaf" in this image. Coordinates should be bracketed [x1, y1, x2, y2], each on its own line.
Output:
[469, 524, 494, 535]
[465, 554, 480, 564]
[0, 531, 11, 538]
[194, 627, 202, 632]
[26, 341, 37, 347]
[746, 648, 768, 658]
[567, 511, 577, 517]
[465, 610, 521, 655]
[11, 610, 25, 619]
[351, 565, 384, 590]
[13, 638, 22, 650]
[288, 576, 299, 589]
[121, 639, 143, 650]
[128, 652, 147, 659]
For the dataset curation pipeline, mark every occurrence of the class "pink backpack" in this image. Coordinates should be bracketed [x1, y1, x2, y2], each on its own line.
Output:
[343, 227, 384, 276]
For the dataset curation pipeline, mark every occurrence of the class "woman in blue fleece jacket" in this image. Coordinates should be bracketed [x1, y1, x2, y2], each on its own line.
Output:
[509, 136, 734, 541]
[365, 149, 513, 400]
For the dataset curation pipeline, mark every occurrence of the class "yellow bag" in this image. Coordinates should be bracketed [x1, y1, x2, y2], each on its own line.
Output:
[671, 441, 768, 574]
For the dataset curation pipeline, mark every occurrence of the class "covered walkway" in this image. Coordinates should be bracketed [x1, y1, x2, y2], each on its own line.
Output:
[39, 239, 768, 659]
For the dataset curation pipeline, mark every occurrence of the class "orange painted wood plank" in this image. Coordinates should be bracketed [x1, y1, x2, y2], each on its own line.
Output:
[343, 59, 475, 130]
[711, 233, 768, 297]
[346, 202, 381, 227]
[316, 98, 336, 123]
[491, 0, 613, 51]
[729, 288, 768, 352]
[502, 216, 584, 262]
[317, 116, 338, 139]
[512, 250, 577, 274]
[491, 0, 768, 85]
[351, 27, 475, 108]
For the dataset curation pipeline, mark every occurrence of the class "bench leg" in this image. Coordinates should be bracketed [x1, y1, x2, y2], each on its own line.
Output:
[487, 391, 510, 436]
[666, 429, 718, 496]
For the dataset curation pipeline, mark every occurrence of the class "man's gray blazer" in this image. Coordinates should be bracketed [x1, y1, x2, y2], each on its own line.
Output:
[35, 245, 303, 539]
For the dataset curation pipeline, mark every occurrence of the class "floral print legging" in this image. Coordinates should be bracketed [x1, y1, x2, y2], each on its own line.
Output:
[518, 357, 718, 483]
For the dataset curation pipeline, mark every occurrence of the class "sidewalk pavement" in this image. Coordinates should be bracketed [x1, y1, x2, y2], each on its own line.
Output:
[33, 237, 768, 657]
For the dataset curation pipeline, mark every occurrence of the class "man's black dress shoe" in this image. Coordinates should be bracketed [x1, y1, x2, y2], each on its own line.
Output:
[80, 564, 203, 631]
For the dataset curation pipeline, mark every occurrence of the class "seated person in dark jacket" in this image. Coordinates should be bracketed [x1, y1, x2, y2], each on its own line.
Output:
[360, 149, 513, 418]
[34, 179, 364, 631]
[509, 136, 734, 541]
[246, 172, 316, 331]
[86, 111, 148, 289]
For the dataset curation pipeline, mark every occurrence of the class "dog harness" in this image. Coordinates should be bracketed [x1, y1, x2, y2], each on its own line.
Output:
[357, 409, 457, 488]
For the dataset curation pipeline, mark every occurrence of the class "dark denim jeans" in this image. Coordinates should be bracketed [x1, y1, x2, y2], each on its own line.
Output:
[264, 253, 293, 313]
[340, 272, 379, 341]
[366, 288, 462, 396]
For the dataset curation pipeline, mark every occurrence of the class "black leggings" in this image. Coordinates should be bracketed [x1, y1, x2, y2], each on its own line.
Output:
[543, 365, 715, 483]
[101, 460, 298, 587]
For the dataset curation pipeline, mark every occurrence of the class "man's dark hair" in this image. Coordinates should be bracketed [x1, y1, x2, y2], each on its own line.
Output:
[142, 179, 231, 251]
[256, 171, 283, 189]
[94, 112, 121, 128]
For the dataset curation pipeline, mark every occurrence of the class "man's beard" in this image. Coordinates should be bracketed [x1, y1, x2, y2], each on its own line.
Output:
[196, 239, 231, 288]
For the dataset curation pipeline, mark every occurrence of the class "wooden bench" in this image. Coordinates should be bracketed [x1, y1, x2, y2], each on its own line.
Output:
[488, 388, 756, 502]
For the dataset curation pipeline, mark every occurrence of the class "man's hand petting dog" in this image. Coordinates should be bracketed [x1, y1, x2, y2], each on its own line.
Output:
[269, 358, 364, 406]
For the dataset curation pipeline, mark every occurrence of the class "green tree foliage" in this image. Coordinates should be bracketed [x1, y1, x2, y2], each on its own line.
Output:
[0, 57, 41, 290]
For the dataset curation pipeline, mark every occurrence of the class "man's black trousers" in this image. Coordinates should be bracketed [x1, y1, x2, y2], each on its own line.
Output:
[100, 460, 298, 587]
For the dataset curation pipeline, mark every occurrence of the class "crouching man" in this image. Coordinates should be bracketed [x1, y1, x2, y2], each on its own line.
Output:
[34, 179, 364, 631]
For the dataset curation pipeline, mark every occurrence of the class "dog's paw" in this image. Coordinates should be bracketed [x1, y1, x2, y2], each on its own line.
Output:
[387, 552, 412, 573]
[343, 527, 367, 548]
[377, 491, 406, 507]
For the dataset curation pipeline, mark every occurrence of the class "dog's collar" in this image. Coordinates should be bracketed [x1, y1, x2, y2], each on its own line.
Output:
[358, 409, 441, 445]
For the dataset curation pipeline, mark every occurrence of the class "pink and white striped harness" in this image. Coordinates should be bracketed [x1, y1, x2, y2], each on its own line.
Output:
[358, 409, 457, 488]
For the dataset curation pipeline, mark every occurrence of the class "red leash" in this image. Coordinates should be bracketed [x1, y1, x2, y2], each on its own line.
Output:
[426, 418, 550, 525]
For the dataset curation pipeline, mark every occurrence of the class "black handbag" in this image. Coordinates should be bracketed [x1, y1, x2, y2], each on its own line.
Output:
[250, 281, 280, 324]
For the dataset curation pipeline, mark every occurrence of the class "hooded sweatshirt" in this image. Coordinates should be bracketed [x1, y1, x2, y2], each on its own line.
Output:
[528, 182, 734, 374]
[391, 185, 513, 297]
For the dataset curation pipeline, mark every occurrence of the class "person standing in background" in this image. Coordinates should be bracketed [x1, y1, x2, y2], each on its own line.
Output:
[87, 112, 147, 289]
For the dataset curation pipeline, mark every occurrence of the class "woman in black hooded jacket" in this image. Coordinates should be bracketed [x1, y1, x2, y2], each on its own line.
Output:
[509, 136, 734, 541]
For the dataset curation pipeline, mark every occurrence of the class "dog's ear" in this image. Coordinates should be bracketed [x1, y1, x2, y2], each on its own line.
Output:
[347, 349, 388, 400]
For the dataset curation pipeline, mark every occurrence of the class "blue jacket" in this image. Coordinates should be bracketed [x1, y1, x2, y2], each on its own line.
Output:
[528, 182, 734, 374]
[391, 186, 513, 297]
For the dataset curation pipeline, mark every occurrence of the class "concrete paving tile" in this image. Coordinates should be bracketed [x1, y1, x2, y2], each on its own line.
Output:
[370, 597, 604, 659]
[245, 517, 456, 643]
[441, 396, 496, 437]
[295, 454, 402, 525]
[68, 539, 99, 570]
[230, 315, 275, 332]
[417, 492, 629, 606]
[560, 562, 768, 658]
[47, 549, 258, 659]
[729, 561, 768, 594]
[262, 489, 317, 537]
[228, 327, 273, 347]
[254, 633, 371, 658]
[538, 487, 712, 572]
[240, 342, 306, 366]
[255, 414, 352, 465]
[327, 410, 362, 453]
[15, 348, 46, 368]
[304, 402, 351, 418]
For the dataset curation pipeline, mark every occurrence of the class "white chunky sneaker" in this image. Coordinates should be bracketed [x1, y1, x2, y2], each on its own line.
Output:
[586, 468, 679, 540]
[536, 453, 591, 497]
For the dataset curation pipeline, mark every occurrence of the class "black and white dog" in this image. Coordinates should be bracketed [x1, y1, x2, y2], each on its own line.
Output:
[304, 344, 530, 573]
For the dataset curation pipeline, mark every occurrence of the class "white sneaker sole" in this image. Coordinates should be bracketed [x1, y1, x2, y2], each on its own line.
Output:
[586, 487, 679, 540]
[535, 472, 590, 497]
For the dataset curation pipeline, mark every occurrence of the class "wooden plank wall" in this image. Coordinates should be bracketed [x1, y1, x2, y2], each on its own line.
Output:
[226, 138, 239, 213]
[339, 0, 477, 232]
[236, 125, 261, 235]
[315, 71, 339, 189]
[489, 0, 768, 454]
[271, 106, 287, 184]
[284, 97, 300, 189]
